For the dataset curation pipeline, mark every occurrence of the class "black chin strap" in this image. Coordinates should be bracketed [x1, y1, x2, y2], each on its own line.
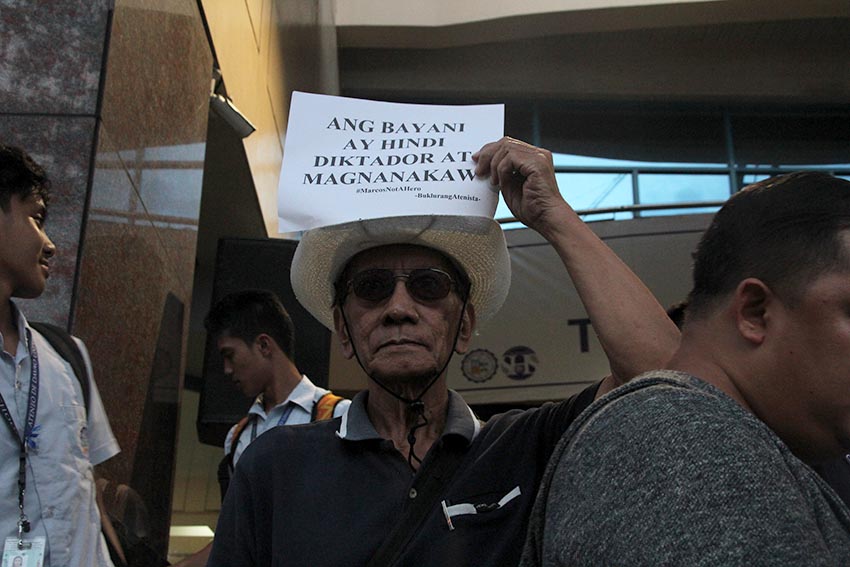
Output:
[405, 400, 427, 469]
[341, 296, 469, 469]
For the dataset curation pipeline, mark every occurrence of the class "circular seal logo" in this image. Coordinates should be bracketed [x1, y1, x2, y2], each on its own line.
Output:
[461, 349, 498, 383]
[500, 346, 539, 381]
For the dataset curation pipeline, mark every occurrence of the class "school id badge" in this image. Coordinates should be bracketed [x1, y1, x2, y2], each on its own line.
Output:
[3, 537, 45, 566]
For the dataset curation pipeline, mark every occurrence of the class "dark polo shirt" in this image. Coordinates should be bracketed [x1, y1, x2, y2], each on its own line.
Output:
[209, 383, 599, 567]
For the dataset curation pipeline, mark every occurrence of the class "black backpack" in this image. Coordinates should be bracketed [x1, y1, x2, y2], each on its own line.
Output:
[29, 322, 90, 409]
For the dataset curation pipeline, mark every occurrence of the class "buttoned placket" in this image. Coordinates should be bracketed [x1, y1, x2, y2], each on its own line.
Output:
[375, 438, 423, 506]
[15, 360, 28, 426]
[0, 350, 26, 431]
[403, 438, 450, 506]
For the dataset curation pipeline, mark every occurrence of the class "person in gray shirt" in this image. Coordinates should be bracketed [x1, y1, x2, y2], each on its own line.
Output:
[523, 171, 850, 566]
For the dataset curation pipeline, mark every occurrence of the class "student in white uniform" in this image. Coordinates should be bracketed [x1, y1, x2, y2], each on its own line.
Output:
[0, 144, 119, 566]
[172, 289, 349, 567]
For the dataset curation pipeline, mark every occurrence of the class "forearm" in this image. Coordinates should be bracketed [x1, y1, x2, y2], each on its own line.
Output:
[473, 137, 679, 385]
[540, 204, 680, 384]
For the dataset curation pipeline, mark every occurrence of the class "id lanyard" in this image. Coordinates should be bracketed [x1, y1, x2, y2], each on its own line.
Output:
[0, 328, 39, 550]
[249, 402, 294, 442]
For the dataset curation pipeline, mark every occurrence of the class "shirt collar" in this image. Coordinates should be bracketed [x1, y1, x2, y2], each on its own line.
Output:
[247, 375, 317, 418]
[1, 302, 33, 364]
[337, 389, 481, 443]
[12, 302, 28, 335]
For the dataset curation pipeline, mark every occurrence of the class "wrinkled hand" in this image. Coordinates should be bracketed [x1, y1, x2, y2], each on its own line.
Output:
[473, 137, 569, 234]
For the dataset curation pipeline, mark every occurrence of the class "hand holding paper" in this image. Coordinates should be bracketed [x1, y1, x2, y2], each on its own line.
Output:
[473, 137, 572, 237]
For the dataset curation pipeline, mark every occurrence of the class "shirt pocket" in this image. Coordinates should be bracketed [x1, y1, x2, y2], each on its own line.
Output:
[440, 485, 523, 530]
[61, 402, 90, 460]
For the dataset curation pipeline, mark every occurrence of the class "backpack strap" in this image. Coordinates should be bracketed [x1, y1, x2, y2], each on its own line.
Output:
[219, 391, 343, 502]
[311, 391, 344, 421]
[29, 322, 90, 412]
[218, 414, 253, 502]
[226, 415, 253, 471]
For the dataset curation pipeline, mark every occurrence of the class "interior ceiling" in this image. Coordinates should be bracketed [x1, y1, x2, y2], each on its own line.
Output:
[335, 0, 850, 49]
[336, 4, 850, 105]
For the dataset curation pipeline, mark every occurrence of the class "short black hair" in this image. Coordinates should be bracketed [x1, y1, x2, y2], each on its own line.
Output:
[0, 145, 50, 211]
[204, 289, 295, 358]
[687, 172, 850, 318]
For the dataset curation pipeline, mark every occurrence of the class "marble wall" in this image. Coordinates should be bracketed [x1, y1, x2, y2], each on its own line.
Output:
[4, 0, 340, 560]
[0, 0, 110, 324]
[1, 0, 212, 561]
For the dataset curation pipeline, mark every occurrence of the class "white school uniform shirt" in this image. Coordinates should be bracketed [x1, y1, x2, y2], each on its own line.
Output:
[224, 375, 350, 466]
[0, 305, 120, 567]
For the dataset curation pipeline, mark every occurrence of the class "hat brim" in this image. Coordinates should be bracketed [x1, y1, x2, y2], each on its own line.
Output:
[291, 214, 511, 330]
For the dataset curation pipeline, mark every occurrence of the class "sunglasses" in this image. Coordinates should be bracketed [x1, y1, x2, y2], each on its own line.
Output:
[343, 268, 462, 303]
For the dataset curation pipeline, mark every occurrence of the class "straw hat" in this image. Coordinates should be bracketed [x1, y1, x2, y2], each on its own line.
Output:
[290, 214, 511, 330]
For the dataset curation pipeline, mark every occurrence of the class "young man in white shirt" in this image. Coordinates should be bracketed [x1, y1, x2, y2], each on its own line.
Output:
[174, 289, 349, 567]
[0, 144, 120, 566]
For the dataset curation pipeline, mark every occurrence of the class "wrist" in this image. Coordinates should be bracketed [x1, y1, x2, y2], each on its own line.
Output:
[532, 203, 581, 243]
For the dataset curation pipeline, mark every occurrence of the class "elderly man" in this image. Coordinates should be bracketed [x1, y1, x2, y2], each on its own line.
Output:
[522, 172, 850, 566]
[207, 138, 679, 566]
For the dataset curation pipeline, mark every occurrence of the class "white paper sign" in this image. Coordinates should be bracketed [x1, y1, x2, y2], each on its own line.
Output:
[278, 92, 504, 233]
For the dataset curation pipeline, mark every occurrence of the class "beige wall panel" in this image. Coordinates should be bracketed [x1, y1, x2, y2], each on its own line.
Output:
[243, 88, 285, 235]
[203, 0, 282, 235]
[268, 0, 340, 144]
[202, 0, 339, 237]
[335, 0, 718, 27]
[203, 0, 268, 110]
[245, 0, 269, 51]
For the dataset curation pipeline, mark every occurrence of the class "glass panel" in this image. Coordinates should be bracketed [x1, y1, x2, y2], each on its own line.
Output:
[552, 153, 724, 170]
[498, 220, 526, 231]
[638, 174, 730, 217]
[741, 172, 850, 190]
[732, 113, 850, 169]
[641, 205, 722, 217]
[139, 169, 204, 220]
[741, 173, 772, 185]
[580, 210, 635, 222]
[539, 107, 728, 167]
[494, 172, 634, 222]
[494, 105, 850, 229]
[558, 172, 634, 211]
[640, 206, 720, 217]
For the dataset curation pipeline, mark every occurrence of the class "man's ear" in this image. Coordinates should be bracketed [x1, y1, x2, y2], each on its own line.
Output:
[255, 333, 274, 356]
[733, 278, 773, 346]
[332, 306, 355, 360]
[454, 303, 477, 355]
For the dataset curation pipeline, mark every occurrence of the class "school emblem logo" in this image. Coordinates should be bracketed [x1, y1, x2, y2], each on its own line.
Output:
[501, 346, 538, 381]
[461, 349, 498, 383]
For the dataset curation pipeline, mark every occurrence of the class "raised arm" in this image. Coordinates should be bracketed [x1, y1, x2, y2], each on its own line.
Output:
[473, 137, 679, 391]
